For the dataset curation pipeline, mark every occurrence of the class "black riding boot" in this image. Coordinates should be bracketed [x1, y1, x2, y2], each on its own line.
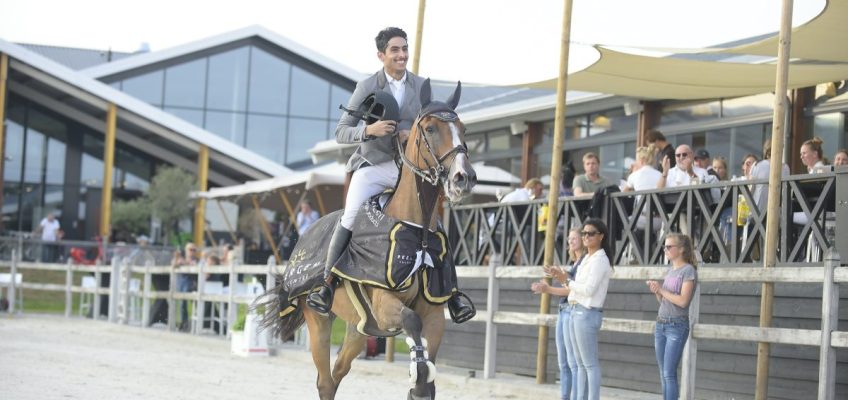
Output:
[306, 224, 352, 315]
[447, 292, 476, 324]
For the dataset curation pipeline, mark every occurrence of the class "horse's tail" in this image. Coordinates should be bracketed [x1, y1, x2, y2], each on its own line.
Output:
[253, 274, 304, 341]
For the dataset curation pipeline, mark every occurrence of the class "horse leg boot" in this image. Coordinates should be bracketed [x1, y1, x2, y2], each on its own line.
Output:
[307, 223, 352, 315]
[400, 308, 436, 400]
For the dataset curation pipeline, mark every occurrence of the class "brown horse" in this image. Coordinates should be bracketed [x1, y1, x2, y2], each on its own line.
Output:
[259, 80, 475, 400]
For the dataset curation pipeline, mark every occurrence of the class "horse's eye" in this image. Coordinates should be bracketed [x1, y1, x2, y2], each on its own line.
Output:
[425, 126, 436, 135]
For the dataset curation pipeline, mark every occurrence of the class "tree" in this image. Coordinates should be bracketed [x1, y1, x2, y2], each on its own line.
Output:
[147, 166, 195, 244]
[111, 198, 151, 238]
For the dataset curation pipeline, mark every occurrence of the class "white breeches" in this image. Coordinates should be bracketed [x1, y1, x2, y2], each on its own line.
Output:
[341, 161, 399, 230]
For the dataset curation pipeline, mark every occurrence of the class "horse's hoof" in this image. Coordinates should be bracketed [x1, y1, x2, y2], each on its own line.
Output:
[407, 390, 431, 400]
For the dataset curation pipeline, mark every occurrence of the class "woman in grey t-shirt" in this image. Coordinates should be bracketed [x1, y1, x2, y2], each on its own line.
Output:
[646, 233, 697, 400]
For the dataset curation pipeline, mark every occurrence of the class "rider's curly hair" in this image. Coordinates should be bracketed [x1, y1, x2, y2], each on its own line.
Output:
[375, 27, 407, 53]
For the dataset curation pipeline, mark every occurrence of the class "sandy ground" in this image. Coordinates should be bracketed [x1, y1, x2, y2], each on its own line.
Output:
[0, 314, 653, 400]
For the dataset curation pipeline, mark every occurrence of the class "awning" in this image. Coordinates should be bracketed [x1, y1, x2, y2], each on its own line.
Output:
[525, 46, 848, 100]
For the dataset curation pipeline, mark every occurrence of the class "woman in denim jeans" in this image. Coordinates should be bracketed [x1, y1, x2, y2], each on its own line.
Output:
[561, 219, 612, 400]
[647, 233, 698, 400]
[533, 228, 585, 400]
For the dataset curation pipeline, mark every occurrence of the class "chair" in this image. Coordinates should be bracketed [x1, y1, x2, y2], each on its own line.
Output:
[193, 281, 226, 335]
[0, 273, 23, 312]
[79, 276, 97, 317]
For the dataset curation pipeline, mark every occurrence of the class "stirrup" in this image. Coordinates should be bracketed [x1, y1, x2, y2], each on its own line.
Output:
[447, 292, 476, 324]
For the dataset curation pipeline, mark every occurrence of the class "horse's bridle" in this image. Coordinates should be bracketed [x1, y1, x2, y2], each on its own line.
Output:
[396, 110, 468, 187]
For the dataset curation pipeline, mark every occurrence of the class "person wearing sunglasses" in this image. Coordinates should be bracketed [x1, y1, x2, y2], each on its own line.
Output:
[656, 144, 715, 189]
[646, 233, 698, 400]
[552, 218, 612, 400]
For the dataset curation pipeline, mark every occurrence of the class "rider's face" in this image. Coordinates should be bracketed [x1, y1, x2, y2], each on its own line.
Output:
[378, 36, 408, 78]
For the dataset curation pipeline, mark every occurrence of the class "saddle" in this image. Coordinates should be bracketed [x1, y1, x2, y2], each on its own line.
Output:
[280, 192, 459, 319]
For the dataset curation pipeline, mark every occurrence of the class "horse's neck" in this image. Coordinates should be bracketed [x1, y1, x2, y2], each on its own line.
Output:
[385, 168, 441, 231]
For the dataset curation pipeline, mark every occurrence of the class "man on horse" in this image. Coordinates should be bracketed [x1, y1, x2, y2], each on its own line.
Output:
[306, 27, 474, 323]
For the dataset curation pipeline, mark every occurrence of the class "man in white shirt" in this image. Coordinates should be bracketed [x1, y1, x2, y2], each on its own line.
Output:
[296, 200, 320, 236]
[37, 213, 61, 262]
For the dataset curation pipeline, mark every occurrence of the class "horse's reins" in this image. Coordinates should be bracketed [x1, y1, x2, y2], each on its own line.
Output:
[395, 110, 467, 251]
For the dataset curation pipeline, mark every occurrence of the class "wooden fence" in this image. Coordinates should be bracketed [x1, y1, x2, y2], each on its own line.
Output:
[2, 248, 845, 399]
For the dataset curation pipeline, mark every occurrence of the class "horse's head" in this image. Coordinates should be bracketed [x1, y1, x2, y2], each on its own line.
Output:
[401, 79, 476, 203]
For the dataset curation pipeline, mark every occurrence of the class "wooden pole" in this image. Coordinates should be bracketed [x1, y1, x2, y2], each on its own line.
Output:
[756, 1, 793, 398]
[537, 0, 573, 384]
[215, 200, 239, 244]
[412, 0, 426, 75]
[193, 145, 209, 248]
[251, 195, 281, 264]
[99, 104, 117, 237]
[0, 53, 8, 234]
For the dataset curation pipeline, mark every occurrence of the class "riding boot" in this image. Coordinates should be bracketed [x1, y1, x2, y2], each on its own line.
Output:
[306, 224, 352, 315]
[447, 292, 476, 324]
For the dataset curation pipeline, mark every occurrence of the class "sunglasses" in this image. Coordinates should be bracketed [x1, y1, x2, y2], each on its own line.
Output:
[581, 231, 601, 237]
[675, 153, 689, 158]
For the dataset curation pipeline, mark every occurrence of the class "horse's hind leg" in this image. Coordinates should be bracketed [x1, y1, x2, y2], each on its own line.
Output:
[331, 322, 366, 385]
[303, 305, 337, 400]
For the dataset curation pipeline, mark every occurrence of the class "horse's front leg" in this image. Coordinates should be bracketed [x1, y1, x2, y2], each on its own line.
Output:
[417, 302, 446, 399]
[371, 291, 433, 400]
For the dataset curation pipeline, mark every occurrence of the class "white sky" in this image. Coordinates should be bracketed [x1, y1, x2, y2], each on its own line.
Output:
[0, 0, 826, 85]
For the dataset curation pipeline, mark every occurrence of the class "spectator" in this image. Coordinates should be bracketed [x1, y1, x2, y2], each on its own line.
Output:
[624, 145, 662, 192]
[751, 141, 789, 211]
[173, 243, 199, 332]
[501, 178, 543, 202]
[740, 154, 759, 180]
[694, 149, 719, 178]
[573, 152, 613, 197]
[560, 160, 576, 197]
[800, 137, 827, 173]
[657, 145, 717, 189]
[203, 254, 226, 333]
[296, 199, 321, 236]
[833, 149, 848, 167]
[711, 157, 729, 181]
[35, 212, 61, 262]
[646, 129, 676, 171]
[564, 218, 612, 400]
[531, 227, 586, 400]
[646, 233, 698, 400]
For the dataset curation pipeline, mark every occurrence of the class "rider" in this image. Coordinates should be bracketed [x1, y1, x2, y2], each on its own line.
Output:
[306, 27, 474, 322]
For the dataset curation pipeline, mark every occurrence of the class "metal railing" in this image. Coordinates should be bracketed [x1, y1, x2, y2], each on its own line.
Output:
[446, 170, 846, 267]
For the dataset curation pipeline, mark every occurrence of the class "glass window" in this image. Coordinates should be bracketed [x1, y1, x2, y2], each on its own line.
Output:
[3, 113, 25, 182]
[289, 66, 330, 119]
[205, 111, 246, 145]
[487, 129, 515, 151]
[164, 58, 207, 108]
[661, 100, 720, 125]
[729, 124, 767, 177]
[588, 108, 637, 136]
[207, 47, 249, 111]
[122, 70, 164, 106]
[165, 106, 205, 127]
[598, 142, 628, 182]
[23, 129, 45, 184]
[287, 118, 328, 165]
[248, 47, 290, 115]
[722, 93, 774, 117]
[245, 114, 287, 163]
[80, 153, 104, 187]
[45, 139, 66, 185]
[702, 129, 732, 172]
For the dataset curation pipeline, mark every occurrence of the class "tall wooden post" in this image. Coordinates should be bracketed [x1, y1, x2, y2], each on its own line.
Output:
[193, 145, 209, 247]
[99, 104, 117, 238]
[756, 1, 793, 399]
[537, 0, 573, 384]
[412, 0, 426, 75]
[0, 53, 8, 234]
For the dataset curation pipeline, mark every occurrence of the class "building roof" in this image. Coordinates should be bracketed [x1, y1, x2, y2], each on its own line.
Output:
[81, 25, 366, 82]
[17, 43, 136, 70]
[0, 38, 291, 186]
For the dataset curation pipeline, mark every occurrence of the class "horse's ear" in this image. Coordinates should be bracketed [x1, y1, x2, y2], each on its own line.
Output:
[420, 78, 432, 108]
[446, 81, 461, 110]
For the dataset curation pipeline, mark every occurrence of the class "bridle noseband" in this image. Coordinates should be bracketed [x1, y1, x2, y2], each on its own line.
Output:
[396, 110, 468, 187]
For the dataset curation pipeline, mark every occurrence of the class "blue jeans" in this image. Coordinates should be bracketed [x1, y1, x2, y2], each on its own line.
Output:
[556, 304, 576, 400]
[562, 304, 582, 400]
[571, 304, 603, 400]
[654, 318, 690, 400]
[177, 274, 196, 326]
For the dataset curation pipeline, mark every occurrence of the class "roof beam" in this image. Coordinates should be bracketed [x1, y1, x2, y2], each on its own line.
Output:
[10, 59, 108, 111]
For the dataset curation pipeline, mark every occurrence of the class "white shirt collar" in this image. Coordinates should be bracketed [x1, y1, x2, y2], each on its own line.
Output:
[385, 71, 407, 85]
